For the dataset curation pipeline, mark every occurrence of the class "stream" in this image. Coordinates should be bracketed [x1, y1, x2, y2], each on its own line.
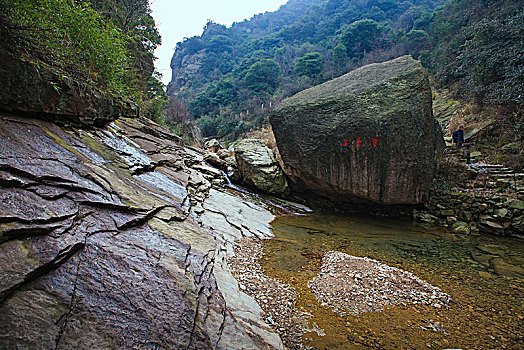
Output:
[259, 211, 524, 349]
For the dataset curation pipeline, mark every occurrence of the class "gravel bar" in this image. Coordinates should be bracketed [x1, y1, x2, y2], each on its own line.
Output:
[308, 251, 452, 316]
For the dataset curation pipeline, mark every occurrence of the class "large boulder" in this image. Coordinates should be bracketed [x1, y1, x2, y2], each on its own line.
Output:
[235, 139, 289, 195]
[270, 56, 441, 205]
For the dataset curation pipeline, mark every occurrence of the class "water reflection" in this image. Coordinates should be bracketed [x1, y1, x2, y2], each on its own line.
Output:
[262, 211, 524, 349]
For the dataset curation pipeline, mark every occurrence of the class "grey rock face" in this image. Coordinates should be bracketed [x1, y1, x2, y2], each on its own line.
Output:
[235, 139, 289, 195]
[270, 56, 442, 205]
[0, 115, 282, 349]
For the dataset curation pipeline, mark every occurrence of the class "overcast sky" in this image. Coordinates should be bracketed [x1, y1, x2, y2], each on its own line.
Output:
[150, 0, 289, 85]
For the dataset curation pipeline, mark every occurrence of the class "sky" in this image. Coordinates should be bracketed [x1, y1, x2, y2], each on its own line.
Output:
[150, 0, 289, 85]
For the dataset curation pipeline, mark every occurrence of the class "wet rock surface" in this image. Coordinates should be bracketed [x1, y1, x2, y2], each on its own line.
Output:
[0, 114, 283, 349]
[308, 251, 451, 316]
[270, 56, 441, 205]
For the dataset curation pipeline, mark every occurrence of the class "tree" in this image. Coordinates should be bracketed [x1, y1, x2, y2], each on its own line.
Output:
[243, 59, 281, 95]
[456, 12, 524, 107]
[340, 19, 386, 59]
[165, 96, 190, 125]
[2, 0, 128, 91]
[333, 43, 348, 76]
[89, 0, 161, 93]
[426, 0, 524, 108]
[294, 52, 324, 78]
[187, 77, 238, 117]
[403, 29, 430, 57]
[197, 115, 221, 137]
[207, 35, 234, 53]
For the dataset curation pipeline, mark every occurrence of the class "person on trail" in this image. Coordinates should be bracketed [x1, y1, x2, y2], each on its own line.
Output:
[452, 126, 465, 148]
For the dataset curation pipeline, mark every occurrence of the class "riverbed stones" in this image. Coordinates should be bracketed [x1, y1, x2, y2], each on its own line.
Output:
[421, 189, 523, 236]
[204, 151, 226, 170]
[414, 211, 438, 224]
[452, 221, 469, 234]
[479, 215, 504, 234]
[459, 210, 473, 222]
[308, 251, 451, 316]
[235, 139, 289, 195]
[508, 200, 524, 210]
[270, 55, 441, 205]
[227, 239, 305, 349]
[205, 138, 223, 152]
[491, 258, 524, 278]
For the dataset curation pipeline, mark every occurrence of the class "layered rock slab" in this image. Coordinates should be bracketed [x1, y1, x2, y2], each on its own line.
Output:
[270, 56, 441, 205]
[0, 115, 283, 349]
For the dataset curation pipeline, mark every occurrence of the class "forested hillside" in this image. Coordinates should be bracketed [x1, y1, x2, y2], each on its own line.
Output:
[167, 0, 523, 142]
[424, 0, 523, 109]
[167, 0, 449, 138]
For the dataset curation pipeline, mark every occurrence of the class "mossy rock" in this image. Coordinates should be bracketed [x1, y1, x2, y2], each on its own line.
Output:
[270, 56, 442, 205]
[235, 139, 288, 195]
[0, 51, 137, 127]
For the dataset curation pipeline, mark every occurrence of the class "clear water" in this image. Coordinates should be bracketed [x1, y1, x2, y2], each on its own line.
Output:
[261, 211, 524, 349]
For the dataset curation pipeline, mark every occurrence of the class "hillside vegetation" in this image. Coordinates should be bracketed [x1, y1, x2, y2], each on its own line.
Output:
[167, 0, 523, 145]
[0, 0, 166, 120]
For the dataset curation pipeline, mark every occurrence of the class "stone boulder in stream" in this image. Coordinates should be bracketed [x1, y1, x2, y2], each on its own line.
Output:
[270, 56, 442, 205]
[235, 139, 289, 195]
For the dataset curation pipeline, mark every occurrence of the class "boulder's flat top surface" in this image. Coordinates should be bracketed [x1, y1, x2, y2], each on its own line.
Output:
[277, 56, 423, 110]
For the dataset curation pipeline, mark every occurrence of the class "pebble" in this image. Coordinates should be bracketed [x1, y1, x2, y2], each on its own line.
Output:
[227, 239, 309, 349]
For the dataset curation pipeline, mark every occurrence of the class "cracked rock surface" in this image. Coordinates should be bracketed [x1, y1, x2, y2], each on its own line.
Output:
[0, 114, 283, 349]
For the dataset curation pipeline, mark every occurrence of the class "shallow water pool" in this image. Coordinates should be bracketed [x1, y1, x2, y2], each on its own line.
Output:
[261, 212, 524, 349]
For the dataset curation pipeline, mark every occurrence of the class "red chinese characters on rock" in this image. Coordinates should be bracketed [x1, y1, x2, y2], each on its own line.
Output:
[341, 137, 378, 148]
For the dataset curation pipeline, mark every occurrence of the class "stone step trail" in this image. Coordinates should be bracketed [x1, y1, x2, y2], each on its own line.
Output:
[445, 146, 524, 192]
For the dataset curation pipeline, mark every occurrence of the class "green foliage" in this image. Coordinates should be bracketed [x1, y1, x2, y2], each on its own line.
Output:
[169, 0, 452, 139]
[188, 77, 238, 117]
[425, 0, 524, 108]
[456, 12, 523, 107]
[333, 43, 348, 76]
[340, 19, 388, 59]
[141, 73, 168, 123]
[197, 115, 221, 137]
[1, 0, 161, 100]
[431, 179, 456, 192]
[243, 59, 281, 95]
[3, 0, 127, 91]
[183, 36, 205, 54]
[89, 0, 161, 94]
[294, 52, 323, 78]
[207, 35, 234, 53]
[402, 29, 430, 57]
